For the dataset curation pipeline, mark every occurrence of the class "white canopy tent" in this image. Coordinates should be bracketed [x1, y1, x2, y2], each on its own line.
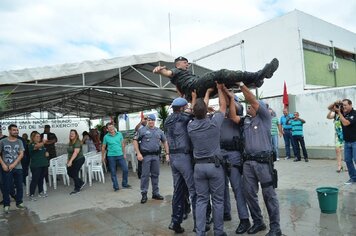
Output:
[0, 52, 211, 119]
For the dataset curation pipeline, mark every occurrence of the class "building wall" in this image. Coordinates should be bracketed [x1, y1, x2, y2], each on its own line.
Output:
[185, 10, 356, 151]
[186, 10, 356, 98]
[303, 47, 356, 87]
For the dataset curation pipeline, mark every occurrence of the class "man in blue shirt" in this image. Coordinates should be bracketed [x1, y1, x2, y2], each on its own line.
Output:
[102, 123, 131, 191]
[279, 109, 296, 160]
[290, 112, 308, 162]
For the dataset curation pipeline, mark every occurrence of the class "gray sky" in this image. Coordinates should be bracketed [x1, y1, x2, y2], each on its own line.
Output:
[1, 0, 355, 71]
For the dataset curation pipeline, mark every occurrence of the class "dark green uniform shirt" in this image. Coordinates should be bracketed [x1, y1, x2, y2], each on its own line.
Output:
[29, 143, 49, 168]
[67, 140, 84, 160]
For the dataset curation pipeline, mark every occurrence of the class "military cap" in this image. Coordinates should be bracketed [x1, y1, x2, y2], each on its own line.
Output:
[174, 56, 188, 63]
[147, 114, 156, 121]
[172, 97, 188, 107]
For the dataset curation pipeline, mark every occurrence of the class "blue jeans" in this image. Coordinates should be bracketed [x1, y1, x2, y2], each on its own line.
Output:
[344, 141, 356, 181]
[271, 134, 279, 160]
[107, 156, 129, 190]
[283, 129, 296, 158]
[2, 168, 23, 206]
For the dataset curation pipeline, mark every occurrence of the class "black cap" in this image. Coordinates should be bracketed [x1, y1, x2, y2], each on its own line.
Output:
[174, 56, 188, 63]
[44, 125, 51, 128]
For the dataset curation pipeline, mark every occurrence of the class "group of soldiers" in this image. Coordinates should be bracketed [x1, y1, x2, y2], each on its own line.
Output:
[128, 57, 282, 236]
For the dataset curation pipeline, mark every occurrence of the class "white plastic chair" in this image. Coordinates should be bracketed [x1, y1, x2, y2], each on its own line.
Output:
[81, 151, 101, 183]
[48, 154, 70, 189]
[125, 143, 137, 172]
[87, 154, 105, 186]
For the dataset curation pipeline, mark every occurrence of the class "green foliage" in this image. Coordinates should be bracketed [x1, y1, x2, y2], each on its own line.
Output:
[94, 120, 104, 132]
[157, 104, 169, 130]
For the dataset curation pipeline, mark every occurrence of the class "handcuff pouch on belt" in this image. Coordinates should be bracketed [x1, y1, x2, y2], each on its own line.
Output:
[222, 155, 232, 176]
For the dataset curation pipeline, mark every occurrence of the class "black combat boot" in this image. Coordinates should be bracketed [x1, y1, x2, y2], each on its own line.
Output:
[247, 222, 266, 234]
[258, 58, 279, 80]
[243, 58, 279, 88]
[235, 218, 251, 234]
[152, 194, 164, 200]
[265, 229, 282, 236]
[141, 193, 148, 204]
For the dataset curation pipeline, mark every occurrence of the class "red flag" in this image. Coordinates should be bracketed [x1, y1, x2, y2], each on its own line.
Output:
[140, 111, 144, 120]
[283, 81, 289, 108]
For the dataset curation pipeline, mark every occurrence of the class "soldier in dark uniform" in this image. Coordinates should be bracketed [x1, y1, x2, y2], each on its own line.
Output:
[220, 92, 251, 234]
[164, 97, 196, 234]
[187, 82, 227, 236]
[229, 82, 282, 236]
[133, 114, 169, 204]
[153, 57, 279, 101]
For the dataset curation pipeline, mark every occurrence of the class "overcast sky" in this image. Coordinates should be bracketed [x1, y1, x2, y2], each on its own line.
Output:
[1, 0, 355, 71]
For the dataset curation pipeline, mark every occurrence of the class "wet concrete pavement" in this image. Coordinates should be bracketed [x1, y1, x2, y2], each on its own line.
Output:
[1, 159, 355, 236]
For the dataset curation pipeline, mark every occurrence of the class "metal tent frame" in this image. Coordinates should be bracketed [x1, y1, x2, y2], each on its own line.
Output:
[0, 52, 211, 119]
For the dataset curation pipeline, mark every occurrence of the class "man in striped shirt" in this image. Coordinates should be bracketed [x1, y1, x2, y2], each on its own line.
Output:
[290, 112, 309, 162]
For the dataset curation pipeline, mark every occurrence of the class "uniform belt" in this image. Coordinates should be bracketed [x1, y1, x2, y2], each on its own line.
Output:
[141, 151, 160, 156]
[194, 156, 216, 164]
[169, 148, 191, 154]
[243, 151, 273, 163]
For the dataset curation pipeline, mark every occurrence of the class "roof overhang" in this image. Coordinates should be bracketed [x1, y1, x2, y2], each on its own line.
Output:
[0, 52, 211, 119]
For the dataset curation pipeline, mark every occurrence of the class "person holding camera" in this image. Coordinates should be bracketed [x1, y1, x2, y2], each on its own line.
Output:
[334, 99, 356, 185]
[290, 112, 309, 162]
[327, 101, 345, 172]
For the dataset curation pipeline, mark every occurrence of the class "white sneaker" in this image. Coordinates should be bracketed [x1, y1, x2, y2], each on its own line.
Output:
[4, 206, 10, 214]
[16, 203, 26, 210]
[39, 192, 48, 198]
[345, 179, 354, 185]
[29, 195, 37, 201]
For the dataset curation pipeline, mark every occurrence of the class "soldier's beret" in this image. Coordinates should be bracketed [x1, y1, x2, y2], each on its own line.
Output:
[147, 114, 156, 121]
[172, 97, 188, 107]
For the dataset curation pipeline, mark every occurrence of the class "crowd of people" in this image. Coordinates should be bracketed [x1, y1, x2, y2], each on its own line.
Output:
[1, 56, 355, 236]
[0, 124, 103, 213]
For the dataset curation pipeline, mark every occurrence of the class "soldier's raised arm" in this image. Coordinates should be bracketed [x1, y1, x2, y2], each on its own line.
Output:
[153, 66, 173, 77]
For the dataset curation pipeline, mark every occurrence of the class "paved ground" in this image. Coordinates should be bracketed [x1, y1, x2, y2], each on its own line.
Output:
[0, 158, 355, 236]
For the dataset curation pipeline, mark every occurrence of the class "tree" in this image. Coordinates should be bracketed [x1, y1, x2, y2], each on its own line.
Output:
[157, 104, 169, 131]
